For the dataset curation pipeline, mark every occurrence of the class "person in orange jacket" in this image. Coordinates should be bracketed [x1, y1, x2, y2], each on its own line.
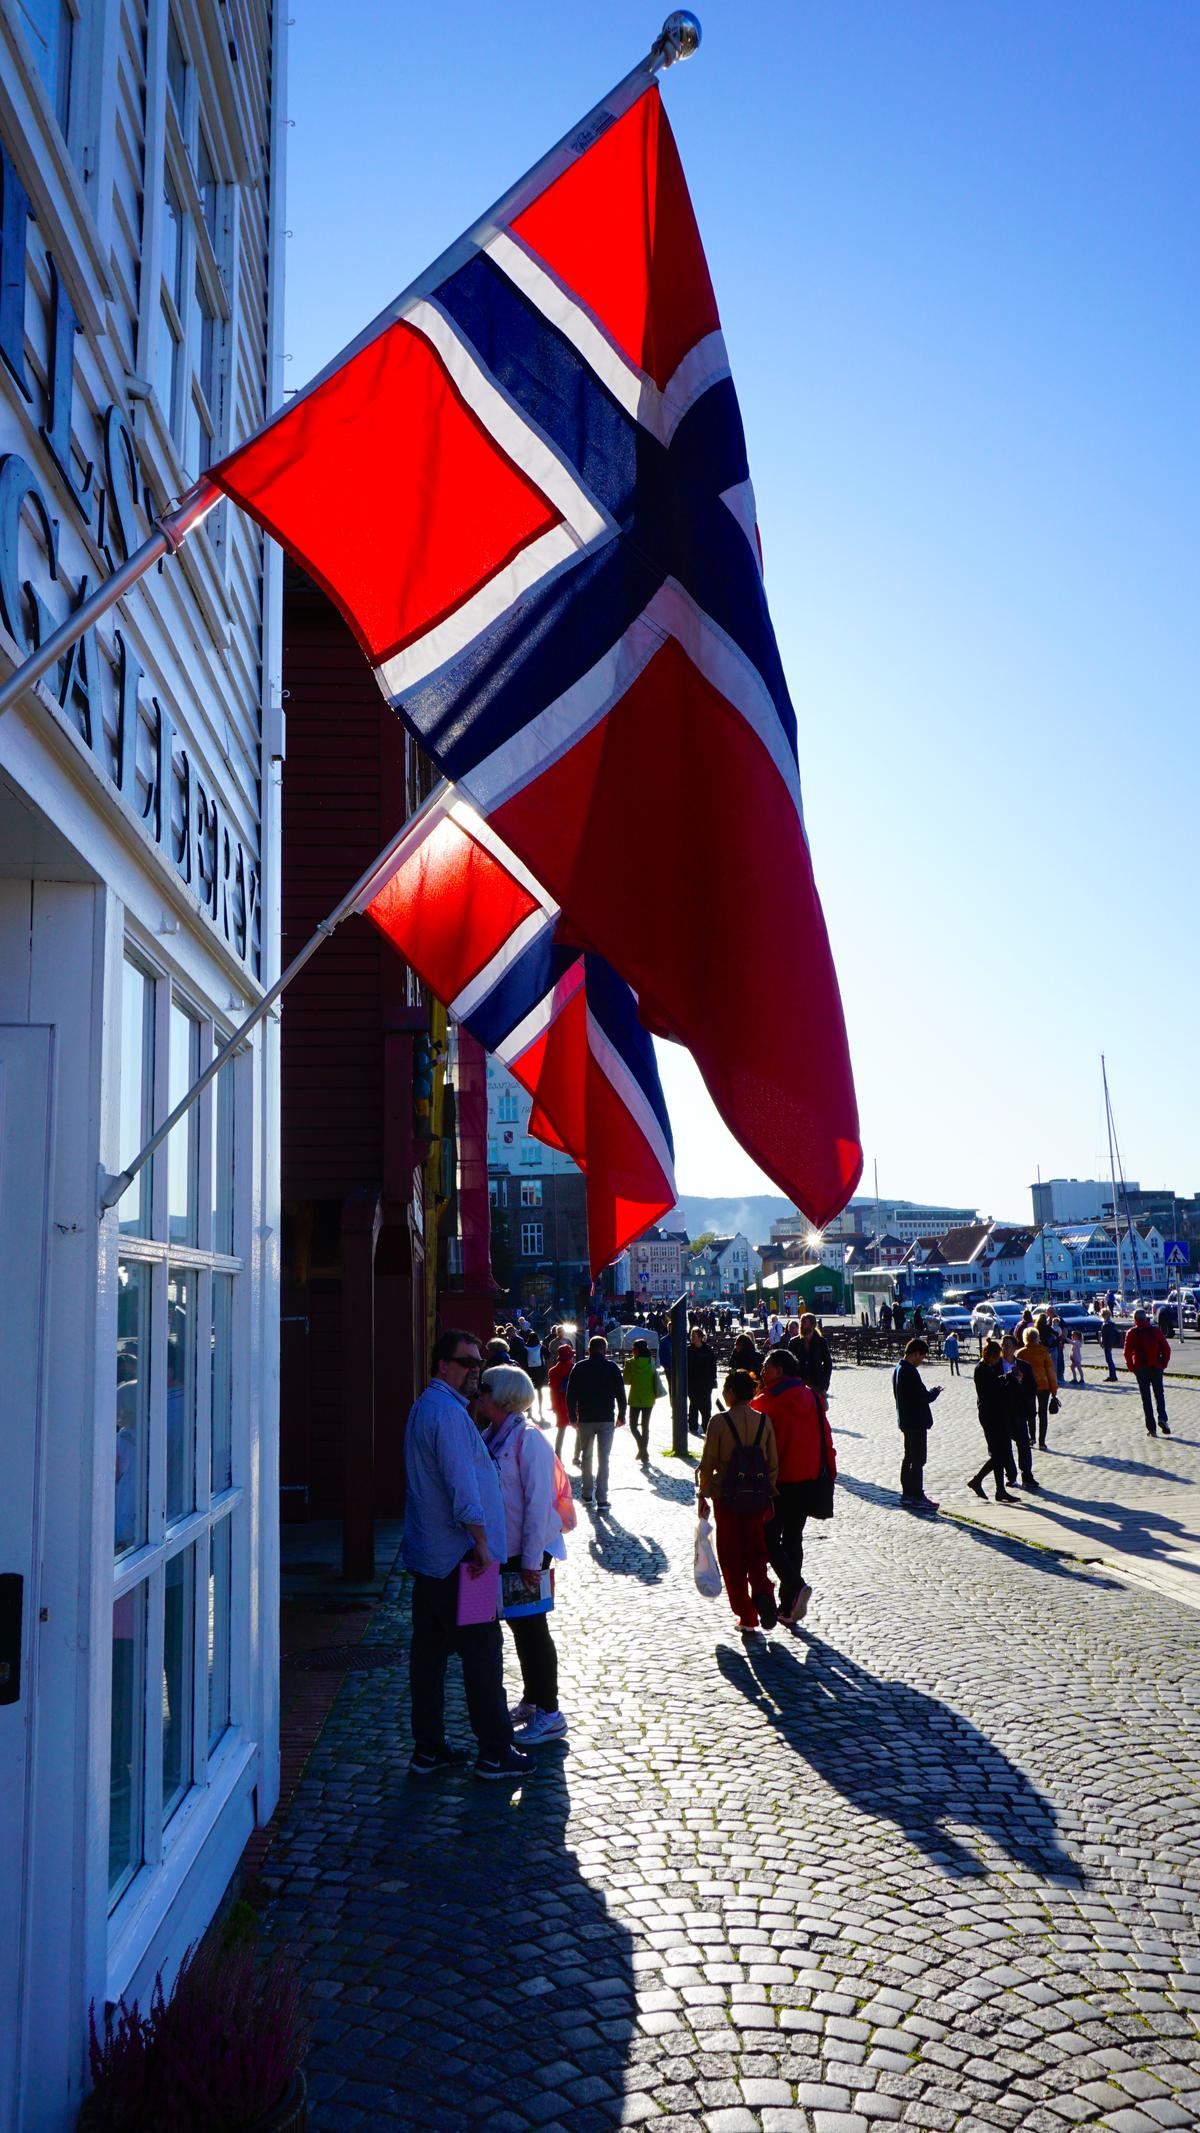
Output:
[1123, 1309, 1171, 1437]
[750, 1347, 836, 1629]
[547, 1340, 576, 1462]
[1018, 1327, 1057, 1451]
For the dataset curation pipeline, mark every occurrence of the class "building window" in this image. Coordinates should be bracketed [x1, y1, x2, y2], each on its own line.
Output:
[520, 1221, 544, 1257]
[520, 1180, 542, 1207]
[110, 947, 243, 1914]
[497, 1088, 519, 1125]
[150, 13, 230, 484]
[17, 0, 77, 136]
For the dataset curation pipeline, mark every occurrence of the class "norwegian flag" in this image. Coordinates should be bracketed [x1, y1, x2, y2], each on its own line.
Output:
[211, 83, 861, 1225]
[353, 792, 676, 1274]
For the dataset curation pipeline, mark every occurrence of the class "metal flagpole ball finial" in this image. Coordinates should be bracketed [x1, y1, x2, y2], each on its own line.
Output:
[654, 11, 702, 67]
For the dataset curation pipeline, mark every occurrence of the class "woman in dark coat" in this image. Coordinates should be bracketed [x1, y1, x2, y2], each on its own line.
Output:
[969, 1339, 1016, 1502]
[686, 1326, 718, 1436]
[791, 1312, 832, 1399]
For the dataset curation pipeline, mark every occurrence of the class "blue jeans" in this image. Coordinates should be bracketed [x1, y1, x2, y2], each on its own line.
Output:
[578, 1422, 615, 1502]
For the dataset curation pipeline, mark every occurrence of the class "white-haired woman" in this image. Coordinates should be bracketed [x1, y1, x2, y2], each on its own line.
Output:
[475, 1364, 568, 1744]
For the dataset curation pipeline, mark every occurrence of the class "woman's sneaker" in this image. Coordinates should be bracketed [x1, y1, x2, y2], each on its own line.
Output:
[474, 1745, 536, 1782]
[514, 1708, 568, 1743]
[508, 1698, 536, 1729]
[408, 1744, 470, 1777]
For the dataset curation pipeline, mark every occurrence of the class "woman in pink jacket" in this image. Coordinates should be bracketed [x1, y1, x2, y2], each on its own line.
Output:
[476, 1365, 569, 1745]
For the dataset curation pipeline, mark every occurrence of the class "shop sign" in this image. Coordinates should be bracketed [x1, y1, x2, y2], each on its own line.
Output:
[0, 139, 259, 973]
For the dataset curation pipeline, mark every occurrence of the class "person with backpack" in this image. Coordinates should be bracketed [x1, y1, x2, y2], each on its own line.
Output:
[696, 1368, 779, 1643]
[623, 1337, 659, 1468]
[476, 1365, 574, 1745]
[752, 1347, 836, 1627]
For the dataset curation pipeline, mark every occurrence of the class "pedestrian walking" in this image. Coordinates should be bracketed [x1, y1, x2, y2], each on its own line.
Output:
[1037, 1311, 1065, 1390]
[1100, 1307, 1121, 1382]
[524, 1329, 548, 1419]
[1019, 1326, 1058, 1449]
[687, 1325, 718, 1438]
[753, 1347, 836, 1626]
[968, 1340, 1017, 1502]
[880, 1301, 893, 1335]
[1000, 1334, 1038, 1489]
[623, 1337, 658, 1468]
[696, 1368, 779, 1643]
[476, 1364, 569, 1745]
[548, 1339, 576, 1461]
[1068, 1331, 1085, 1386]
[402, 1329, 534, 1782]
[729, 1330, 765, 1382]
[944, 1330, 961, 1376]
[565, 1335, 627, 1509]
[1123, 1309, 1171, 1437]
[792, 1311, 833, 1399]
[892, 1337, 942, 1510]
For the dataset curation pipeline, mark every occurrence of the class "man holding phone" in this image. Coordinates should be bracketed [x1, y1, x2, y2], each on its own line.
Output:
[403, 1328, 535, 1781]
[892, 1336, 941, 1512]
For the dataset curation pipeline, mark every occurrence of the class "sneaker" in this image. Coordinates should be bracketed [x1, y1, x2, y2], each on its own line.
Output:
[408, 1744, 469, 1777]
[508, 1698, 536, 1729]
[739, 1626, 766, 1647]
[514, 1708, 568, 1743]
[753, 1587, 779, 1631]
[794, 1583, 812, 1621]
[1021, 1475, 1040, 1492]
[596, 1499, 610, 1511]
[474, 1745, 536, 1782]
[580, 1494, 594, 1506]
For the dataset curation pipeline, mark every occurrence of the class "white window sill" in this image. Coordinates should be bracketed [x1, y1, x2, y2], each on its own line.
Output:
[106, 1730, 256, 2003]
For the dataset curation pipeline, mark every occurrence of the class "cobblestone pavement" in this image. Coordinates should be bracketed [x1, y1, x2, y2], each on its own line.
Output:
[259, 1367, 1200, 2132]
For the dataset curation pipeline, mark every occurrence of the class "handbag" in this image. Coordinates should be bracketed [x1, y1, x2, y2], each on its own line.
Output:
[693, 1515, 722, 1599]
[1048, 1394, 1061, 1414]
[653, 1366, 669, 1399]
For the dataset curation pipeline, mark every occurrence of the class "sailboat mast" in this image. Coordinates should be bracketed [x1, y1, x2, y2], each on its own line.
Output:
[1102, 1054, 1141, 1307]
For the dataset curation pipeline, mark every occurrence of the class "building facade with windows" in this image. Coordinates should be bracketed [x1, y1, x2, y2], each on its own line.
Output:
[0, 3, 285, 2122]
[486, 1056, 588, 1310]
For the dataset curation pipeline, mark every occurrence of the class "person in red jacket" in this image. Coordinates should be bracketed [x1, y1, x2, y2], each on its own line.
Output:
[548, 1340, 577, 1461]
[751, 1347, 836, 1629]
[1123, 1310, 1171, 1436]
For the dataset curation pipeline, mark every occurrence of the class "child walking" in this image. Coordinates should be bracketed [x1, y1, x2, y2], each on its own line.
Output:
[696, 1369, 779, 1644]
[1069, 1331, 1085, 1387]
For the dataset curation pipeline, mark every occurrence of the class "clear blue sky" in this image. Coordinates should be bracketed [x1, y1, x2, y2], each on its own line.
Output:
[285, 1, 1198, 1226]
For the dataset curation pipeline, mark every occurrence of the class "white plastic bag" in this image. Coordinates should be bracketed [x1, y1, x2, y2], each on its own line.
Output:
[693, 1514, 722, 1599]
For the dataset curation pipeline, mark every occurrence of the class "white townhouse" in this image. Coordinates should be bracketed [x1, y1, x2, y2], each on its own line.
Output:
[0, 2, 286, 2122]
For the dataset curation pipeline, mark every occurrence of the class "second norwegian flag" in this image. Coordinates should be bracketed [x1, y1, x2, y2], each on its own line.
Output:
[355, 792, 676, 1274]
[210, 58, 862, 1227]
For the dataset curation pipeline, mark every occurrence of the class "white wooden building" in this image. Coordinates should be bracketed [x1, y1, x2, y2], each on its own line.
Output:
[0, 0, 286, 2120]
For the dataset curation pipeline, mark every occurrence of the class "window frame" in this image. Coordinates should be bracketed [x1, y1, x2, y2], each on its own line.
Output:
[109, 943, 246, 1926]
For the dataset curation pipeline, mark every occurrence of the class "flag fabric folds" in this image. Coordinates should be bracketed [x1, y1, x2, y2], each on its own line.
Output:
[354, 793, 676, 1274]
[211, 83, 862, 1226]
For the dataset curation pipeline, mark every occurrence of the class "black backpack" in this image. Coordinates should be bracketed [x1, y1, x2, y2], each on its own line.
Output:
[721, 1416, 773, 1514]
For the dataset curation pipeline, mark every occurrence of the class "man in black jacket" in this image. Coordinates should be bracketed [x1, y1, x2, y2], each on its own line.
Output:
[892, 1337, 941, 1511]
[566, 1337, 627, 1510]
[686, 1327, 718, 1436]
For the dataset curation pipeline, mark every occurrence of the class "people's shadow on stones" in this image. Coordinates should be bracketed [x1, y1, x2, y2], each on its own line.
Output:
[1025, 1488, 1200, 1574]
[716, 1634, 1081, 1887]
[588, 1509, 668, 1583]
[643, 1459, 698, 1506]
[268, 1611, 637, 2132]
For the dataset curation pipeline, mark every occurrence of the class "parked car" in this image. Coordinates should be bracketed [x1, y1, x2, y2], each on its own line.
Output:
[1055, 1305, 1102, 1343]
[971, 1299, 1026, 1336]
[931, 1306, 974, 1334]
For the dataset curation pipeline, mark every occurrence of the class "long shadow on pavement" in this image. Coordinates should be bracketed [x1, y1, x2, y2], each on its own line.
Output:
[717, 1634, 1082, 1886]
[587, 1507, 668, 1583]
[835, 1470, 1125, 1589]
[274, 1626, 637, 2131]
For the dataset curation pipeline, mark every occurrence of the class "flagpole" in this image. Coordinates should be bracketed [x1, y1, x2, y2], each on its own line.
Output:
[0, 482, 219, 721]
[0, 14, 700, 727]
[98, 778, 452, 1214]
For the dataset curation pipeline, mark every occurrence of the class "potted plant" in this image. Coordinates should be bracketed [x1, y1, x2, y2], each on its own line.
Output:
[81, 1941, 308, 2131]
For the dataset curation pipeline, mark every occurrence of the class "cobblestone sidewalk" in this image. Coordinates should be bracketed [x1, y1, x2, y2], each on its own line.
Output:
[257, 1372, 1200, 2133]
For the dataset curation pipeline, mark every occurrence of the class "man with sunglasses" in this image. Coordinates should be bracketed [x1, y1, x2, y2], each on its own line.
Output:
[403, 1328, 535, 1781]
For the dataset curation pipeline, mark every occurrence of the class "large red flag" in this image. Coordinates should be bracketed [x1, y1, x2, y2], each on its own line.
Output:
[211, 84, 861, 1226]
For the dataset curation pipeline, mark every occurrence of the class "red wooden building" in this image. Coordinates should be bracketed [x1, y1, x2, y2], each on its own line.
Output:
[279, 564, 494, 1571]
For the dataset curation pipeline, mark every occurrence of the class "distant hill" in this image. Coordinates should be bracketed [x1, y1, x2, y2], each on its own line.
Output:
[671, 1194, 797, 1247]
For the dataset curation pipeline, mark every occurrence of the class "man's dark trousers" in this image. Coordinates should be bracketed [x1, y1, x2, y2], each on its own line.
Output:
[1103, 1339, 1119, 1382]
[1133, 1367, 1168, 1432]
[410, 1565, 512, 1757]
[900, 1425, 928, 1502]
